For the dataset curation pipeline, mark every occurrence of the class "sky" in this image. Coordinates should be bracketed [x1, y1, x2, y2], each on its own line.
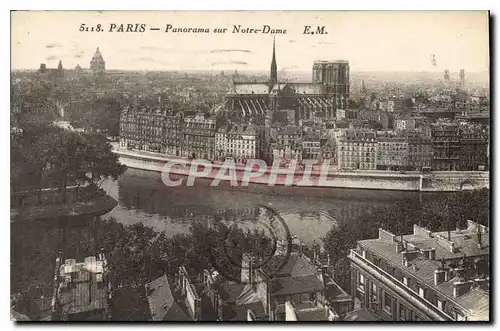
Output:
[11, 11, 490, 72]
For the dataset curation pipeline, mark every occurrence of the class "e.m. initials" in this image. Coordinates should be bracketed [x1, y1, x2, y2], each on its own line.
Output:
[303, 25, 327, 35]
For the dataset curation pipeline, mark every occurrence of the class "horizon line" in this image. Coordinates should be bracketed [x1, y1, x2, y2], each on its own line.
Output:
[10, 68, 490, 74]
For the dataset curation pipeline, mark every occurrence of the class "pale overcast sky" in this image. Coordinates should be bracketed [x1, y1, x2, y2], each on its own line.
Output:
[11, 11, 489, 72]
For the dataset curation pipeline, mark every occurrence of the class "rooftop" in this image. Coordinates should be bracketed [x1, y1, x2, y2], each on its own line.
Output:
[145, 274, 191, 321]
[261, 252, 317, 278]
[216, 282, 246, 303]
[295, 307, 331, 321]
[270, 273, 324, 297]
[341, 129, 376, 140]
[229, 83, 270, 95]
[313, 60, 349, 64]
[287, 83, 326, 95]
[357, 220, 489, 317]
[228, 301, 265, 321]
[343, 307, 383, 321]
[56, 255, 109, 317]
[58, 280, 108, 316]
[275, 126, 303, 136]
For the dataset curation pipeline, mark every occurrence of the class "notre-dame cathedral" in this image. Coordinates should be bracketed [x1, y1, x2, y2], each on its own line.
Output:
[224, 39, 350, 123]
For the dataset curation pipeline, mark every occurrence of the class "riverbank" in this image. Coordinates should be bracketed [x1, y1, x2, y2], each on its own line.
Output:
[112, 147, 489, 192]
[11, 194, 118, 223]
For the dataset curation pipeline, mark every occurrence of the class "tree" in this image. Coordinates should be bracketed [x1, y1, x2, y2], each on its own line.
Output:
[11, 125, 126, 204]
[321, 190, 489, 292]
[82, 132, 127, 188]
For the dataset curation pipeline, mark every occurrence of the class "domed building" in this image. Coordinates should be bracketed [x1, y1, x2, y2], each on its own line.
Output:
[90, 47, 105, 74]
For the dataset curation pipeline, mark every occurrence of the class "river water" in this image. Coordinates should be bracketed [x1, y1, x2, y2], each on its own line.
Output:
[101, 168, 439, 245]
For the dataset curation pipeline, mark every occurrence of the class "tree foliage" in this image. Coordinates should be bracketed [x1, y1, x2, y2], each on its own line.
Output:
[322, 188, 490, 291]
[11, 125, 126, 200]
[11, 217, 274, 318]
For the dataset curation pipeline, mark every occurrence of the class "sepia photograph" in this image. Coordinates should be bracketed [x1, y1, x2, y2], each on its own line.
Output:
[10, 10, 490, 322]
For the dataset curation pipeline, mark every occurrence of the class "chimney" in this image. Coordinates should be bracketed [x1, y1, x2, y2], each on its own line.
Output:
[434, 269, 447, 286]
[467, 220, 478, 232]
[413, 224, 432, 238]
[429, 248, 436, 260]
[402, 255, 409, 267]
[395, 241, 404, 254]
[88, 280, 92, 304]
[322, 265, 329, 278]
[479, 225, 488, 233]
[317, 267, 325, 285]
[379, 228, 396, 242]
[474, 278, 489, 291]
[477, 230, 483, 250]
[453, 281, 472, 298]
[455, 267, 466, 278]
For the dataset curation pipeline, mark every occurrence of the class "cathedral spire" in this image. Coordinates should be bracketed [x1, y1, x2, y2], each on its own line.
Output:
[270, 37, 278, 89]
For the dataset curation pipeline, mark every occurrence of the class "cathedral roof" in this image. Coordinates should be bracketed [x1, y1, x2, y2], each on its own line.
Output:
[288, 83, 325, 95]
[229, 83, 270, 95]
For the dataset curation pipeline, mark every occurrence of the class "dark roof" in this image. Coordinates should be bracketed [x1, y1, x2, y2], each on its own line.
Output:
[145, 275, 191, 321]
[276, 126, 303, 136]
[270, 274, 324, 297]
[343, 308, 383, 321]
[341, 129, 376, 141]
[59, 281, 108, 315]
[295, 307, 329, 321]
[217, 282, 246, 302]
[57, 266, 108, 317]
[261, 253, 317, 278]
[325, 277, 351, 302]
[228, 301, 266, 321]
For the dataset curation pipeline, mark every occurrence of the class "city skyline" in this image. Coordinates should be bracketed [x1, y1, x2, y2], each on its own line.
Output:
[11, 11, 489, 72]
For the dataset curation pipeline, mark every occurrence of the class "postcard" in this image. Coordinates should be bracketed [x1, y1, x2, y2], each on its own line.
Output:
[10, 10, 490, 322]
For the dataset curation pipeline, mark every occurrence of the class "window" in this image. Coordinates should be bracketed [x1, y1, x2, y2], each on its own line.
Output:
[399, 305, 407, 321]
[437, 299, 445, 311]
[357, 273, 365, 293]
[403, 277, 409, 286]
[383, 293, 392, 315]
[371, 283, 378, 304]
[373, 257, 381, 267]
[418, 287, 426, 298]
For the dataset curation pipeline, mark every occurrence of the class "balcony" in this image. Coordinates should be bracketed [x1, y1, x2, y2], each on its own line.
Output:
[348, 249, 454, 321]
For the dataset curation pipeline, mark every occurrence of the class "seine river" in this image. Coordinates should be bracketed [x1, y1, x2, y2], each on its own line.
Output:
[101, 168, 436, 245]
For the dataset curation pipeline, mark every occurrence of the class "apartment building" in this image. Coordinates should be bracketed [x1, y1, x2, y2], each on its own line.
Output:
[337, 130, 377, 170]
[376, 133, 409, 170]
[182, 113, 216, 160]
[348, 221, 489, 321]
